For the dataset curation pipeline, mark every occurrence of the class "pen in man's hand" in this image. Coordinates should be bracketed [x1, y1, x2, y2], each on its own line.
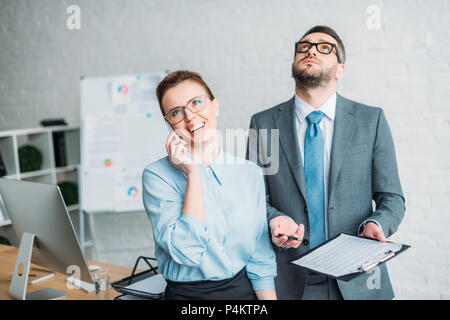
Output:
[276, 234, 300, 241]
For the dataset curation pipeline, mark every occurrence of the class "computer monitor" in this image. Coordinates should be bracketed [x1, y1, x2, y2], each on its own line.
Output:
[0, 178, 94, 299]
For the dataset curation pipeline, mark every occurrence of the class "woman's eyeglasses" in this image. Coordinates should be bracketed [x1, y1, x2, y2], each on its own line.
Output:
[164, 95, 209, 125]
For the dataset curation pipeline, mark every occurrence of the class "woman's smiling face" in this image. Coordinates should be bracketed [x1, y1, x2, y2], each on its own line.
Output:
[161, 80, 219, 146]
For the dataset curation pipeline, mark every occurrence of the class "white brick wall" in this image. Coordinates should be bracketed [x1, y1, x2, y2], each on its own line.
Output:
[1, 0, 449, 299]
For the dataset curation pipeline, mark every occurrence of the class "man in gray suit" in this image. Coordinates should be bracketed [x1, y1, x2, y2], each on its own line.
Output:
[246, 25, 405, 300]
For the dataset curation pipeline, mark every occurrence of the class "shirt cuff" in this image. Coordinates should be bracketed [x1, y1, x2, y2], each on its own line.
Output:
[250, 277, 275, 291]
[176, 213, 209, 241]
[169, 213, 209, 266]
[358, 219, 383, 235]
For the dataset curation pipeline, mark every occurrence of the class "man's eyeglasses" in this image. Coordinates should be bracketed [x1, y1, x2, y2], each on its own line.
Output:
[164, 95, 209, 125]
[295, 41, 342, 63]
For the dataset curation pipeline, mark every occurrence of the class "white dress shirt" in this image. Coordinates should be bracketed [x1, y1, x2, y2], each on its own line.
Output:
[294, 92, 336, 240]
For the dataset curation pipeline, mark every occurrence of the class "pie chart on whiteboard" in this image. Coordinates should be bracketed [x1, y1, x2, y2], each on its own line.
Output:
[104, 158, 112, 167]
[128, 187, 138, 197]
[118, 84, 128, 94]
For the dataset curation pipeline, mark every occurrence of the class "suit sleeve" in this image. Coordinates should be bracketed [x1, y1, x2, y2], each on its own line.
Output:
[368, 108, 406, 237]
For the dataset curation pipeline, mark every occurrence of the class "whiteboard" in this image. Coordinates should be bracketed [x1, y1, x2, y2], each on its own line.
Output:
[80, 72, 167, 213]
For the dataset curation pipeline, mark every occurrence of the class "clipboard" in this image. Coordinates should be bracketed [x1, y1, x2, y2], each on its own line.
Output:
[111, 256, 166, 300]
[289, 233, 410, 282]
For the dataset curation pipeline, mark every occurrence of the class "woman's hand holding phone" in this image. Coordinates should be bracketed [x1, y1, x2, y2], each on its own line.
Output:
[166, 131, 199, 176]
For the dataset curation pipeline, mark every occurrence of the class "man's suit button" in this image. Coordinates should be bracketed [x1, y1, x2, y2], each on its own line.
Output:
[303, 239, 309, 246]
[304, 206, 308, 213]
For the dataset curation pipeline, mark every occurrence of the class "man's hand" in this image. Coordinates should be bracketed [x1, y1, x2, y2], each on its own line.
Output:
[269, 216, 304, 249]
[359, 222, 387, 242]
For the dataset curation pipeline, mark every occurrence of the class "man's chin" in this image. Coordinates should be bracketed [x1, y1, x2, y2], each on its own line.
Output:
[297, 65, 321, 75]
[301, 71, 321, 80]
[294, 75, 322, 88]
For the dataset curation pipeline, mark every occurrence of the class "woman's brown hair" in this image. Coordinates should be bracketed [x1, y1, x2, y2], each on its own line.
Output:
[156, 70, 215, 115]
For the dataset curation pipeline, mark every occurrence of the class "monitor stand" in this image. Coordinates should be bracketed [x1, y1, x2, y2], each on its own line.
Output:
[9, 232, 67, 300]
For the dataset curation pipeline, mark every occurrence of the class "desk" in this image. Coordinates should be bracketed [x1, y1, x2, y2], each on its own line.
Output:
[0, 244, 134, 300]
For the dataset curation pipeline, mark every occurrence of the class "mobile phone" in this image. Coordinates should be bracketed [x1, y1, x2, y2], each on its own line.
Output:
[166, 122, 180, 139]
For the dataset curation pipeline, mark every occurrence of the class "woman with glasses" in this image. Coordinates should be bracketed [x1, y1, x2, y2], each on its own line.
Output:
[142, 70, 277, 300]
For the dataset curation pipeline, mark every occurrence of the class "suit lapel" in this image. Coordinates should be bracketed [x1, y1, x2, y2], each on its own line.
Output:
[328, 93, 356, 198]
[274, 98, 308, 201]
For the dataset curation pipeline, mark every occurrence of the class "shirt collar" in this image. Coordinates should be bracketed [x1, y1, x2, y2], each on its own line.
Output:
[294, 92, 337, 123]
[208, 147, 248, 186]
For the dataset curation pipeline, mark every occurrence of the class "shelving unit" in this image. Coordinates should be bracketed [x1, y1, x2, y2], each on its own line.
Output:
[0, 126, 92, 250]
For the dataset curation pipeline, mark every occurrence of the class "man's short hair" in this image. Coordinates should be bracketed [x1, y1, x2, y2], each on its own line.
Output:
[156, 70, 215, 115]
[300, 25, 346, 63]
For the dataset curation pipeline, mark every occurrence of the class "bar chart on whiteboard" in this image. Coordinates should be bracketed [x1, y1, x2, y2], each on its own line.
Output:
[80, 72, 168, 213]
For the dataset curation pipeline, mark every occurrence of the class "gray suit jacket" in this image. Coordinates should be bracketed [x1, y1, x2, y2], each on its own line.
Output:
[246, 93, 405, 300]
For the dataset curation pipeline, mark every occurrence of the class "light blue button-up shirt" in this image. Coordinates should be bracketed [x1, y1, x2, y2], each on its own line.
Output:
[142, 149, 277, 291]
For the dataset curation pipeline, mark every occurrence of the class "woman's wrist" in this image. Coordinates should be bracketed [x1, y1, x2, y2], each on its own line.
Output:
[183, 164, 205, 221]
[255, 289, 277, 300]
[185, 164, 200, 177]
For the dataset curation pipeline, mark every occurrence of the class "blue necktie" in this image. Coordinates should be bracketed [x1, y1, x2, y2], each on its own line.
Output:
[304, 111, 326, 249]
